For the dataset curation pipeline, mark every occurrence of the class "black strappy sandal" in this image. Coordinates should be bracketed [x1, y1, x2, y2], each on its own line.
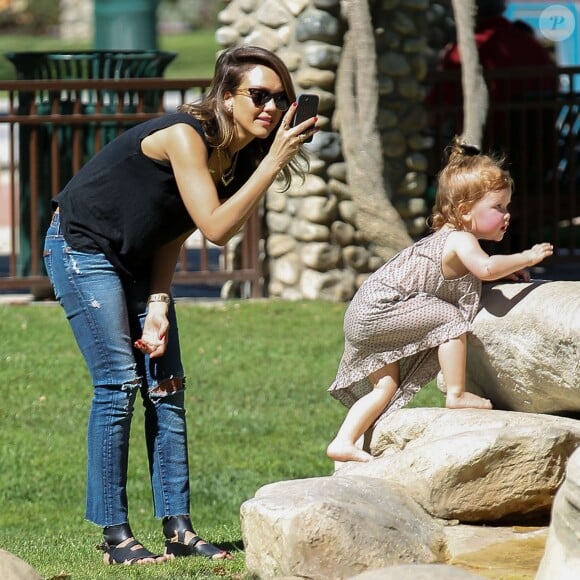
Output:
[98, 537, 164, 565]
[162, 515, 232, 561]
[98, 522, 164, 565]
[164, 530, 232, 560]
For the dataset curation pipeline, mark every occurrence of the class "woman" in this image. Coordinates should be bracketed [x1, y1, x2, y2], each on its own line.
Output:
[43, 45, 317, 565]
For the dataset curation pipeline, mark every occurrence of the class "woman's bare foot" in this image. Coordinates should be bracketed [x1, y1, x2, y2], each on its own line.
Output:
[446, 391, 493, 410]
[327, 439, 373, 462]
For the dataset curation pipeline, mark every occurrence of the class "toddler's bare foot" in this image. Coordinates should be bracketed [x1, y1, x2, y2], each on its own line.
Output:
[327, 439, 373, 462]
[446, 391, 493, 410]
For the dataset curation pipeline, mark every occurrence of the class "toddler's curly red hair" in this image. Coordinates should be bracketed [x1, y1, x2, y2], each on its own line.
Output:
[429, 137, 513, 231]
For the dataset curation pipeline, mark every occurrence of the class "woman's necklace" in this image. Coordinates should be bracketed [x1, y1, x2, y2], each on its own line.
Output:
[220, 149, 239, 187]
[208, 149, 239, 187]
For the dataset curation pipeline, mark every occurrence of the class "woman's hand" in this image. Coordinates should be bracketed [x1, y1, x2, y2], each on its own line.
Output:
[265, 103, 318, 170]
[134, 303, 169, 359]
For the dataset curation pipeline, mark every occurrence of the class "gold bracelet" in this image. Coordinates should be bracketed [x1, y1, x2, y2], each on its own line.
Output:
[147, 293, 171, 305]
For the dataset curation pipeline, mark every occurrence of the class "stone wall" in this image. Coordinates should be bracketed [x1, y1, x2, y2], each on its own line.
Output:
[217, 0, 454, 300]
[59, 0, 92, 40]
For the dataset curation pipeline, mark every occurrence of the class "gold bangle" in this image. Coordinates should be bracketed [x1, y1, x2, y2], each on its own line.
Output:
[147, 293, 171, 305]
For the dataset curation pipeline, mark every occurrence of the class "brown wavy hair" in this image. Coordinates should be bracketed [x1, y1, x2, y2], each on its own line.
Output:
[429, 136, 514, 231]
[179, 45, 308, 191]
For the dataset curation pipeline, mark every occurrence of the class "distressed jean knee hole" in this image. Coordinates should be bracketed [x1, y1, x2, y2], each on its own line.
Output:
[150, 378, 183, 397]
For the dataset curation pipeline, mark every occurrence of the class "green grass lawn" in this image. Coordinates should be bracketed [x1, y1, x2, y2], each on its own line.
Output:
[0, 30, 219, 80]
[0, 299, 442, 579]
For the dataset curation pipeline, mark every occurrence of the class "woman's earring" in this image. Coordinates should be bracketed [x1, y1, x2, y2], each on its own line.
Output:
[226, 102, 233, 114]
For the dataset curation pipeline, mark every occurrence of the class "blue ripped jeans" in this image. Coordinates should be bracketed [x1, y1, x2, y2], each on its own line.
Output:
[43, 211, 190, 527]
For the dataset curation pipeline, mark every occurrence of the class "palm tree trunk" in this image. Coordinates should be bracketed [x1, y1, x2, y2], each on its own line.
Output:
[450, 0, 489, 148]
[337, 0, 412, 260]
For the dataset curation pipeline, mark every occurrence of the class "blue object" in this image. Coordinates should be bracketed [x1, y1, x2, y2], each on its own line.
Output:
[505, 1, 580, 67]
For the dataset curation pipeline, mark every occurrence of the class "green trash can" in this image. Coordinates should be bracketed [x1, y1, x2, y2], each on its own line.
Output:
[95, 0, 160, 51]
[5, 50, 176, 277]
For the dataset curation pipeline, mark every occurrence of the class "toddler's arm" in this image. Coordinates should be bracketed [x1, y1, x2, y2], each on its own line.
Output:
[450, 232, 553, 281]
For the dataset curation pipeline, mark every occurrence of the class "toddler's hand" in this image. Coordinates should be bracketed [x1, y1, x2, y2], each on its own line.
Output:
[524, 242, 553, 267]
[503, 269, 531, 282]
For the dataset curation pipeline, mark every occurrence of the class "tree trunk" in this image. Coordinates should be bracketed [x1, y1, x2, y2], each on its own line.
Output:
[336, 0, 412, 261]
[450, 0, 488, 148]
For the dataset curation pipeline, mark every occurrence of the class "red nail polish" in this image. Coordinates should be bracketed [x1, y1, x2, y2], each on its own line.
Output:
[292, 101, 297, 107]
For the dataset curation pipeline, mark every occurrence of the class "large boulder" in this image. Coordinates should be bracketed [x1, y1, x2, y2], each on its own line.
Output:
[347, 563, 486, 579]
[536, 446, 580, 578]
[341, 408, 580, 522]
[443, 524, 548, 578]
[241, 475, 447, 579]
[0, 550, 42, 580]
[240, 409, 580, 578]
[452, 281, 579, 414]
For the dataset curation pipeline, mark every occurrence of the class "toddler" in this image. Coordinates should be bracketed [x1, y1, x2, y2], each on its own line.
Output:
[327, 138, 553, 462]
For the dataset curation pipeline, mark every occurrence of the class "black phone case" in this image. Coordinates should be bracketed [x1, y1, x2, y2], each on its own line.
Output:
[292, 94, 319, 142]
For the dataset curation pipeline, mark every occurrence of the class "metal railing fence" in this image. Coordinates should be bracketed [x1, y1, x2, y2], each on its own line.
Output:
[0, 77, 263, 297]
[1, 67, 578, 296]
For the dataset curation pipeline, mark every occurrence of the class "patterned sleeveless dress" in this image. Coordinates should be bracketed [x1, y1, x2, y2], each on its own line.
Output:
[328, 229, 481, 420]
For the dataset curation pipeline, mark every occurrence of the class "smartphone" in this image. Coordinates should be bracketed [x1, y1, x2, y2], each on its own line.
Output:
[292, 93, 319, 142]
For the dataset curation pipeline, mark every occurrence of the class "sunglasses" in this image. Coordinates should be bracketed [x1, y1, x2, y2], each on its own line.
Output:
[237, 88, 290, 111]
